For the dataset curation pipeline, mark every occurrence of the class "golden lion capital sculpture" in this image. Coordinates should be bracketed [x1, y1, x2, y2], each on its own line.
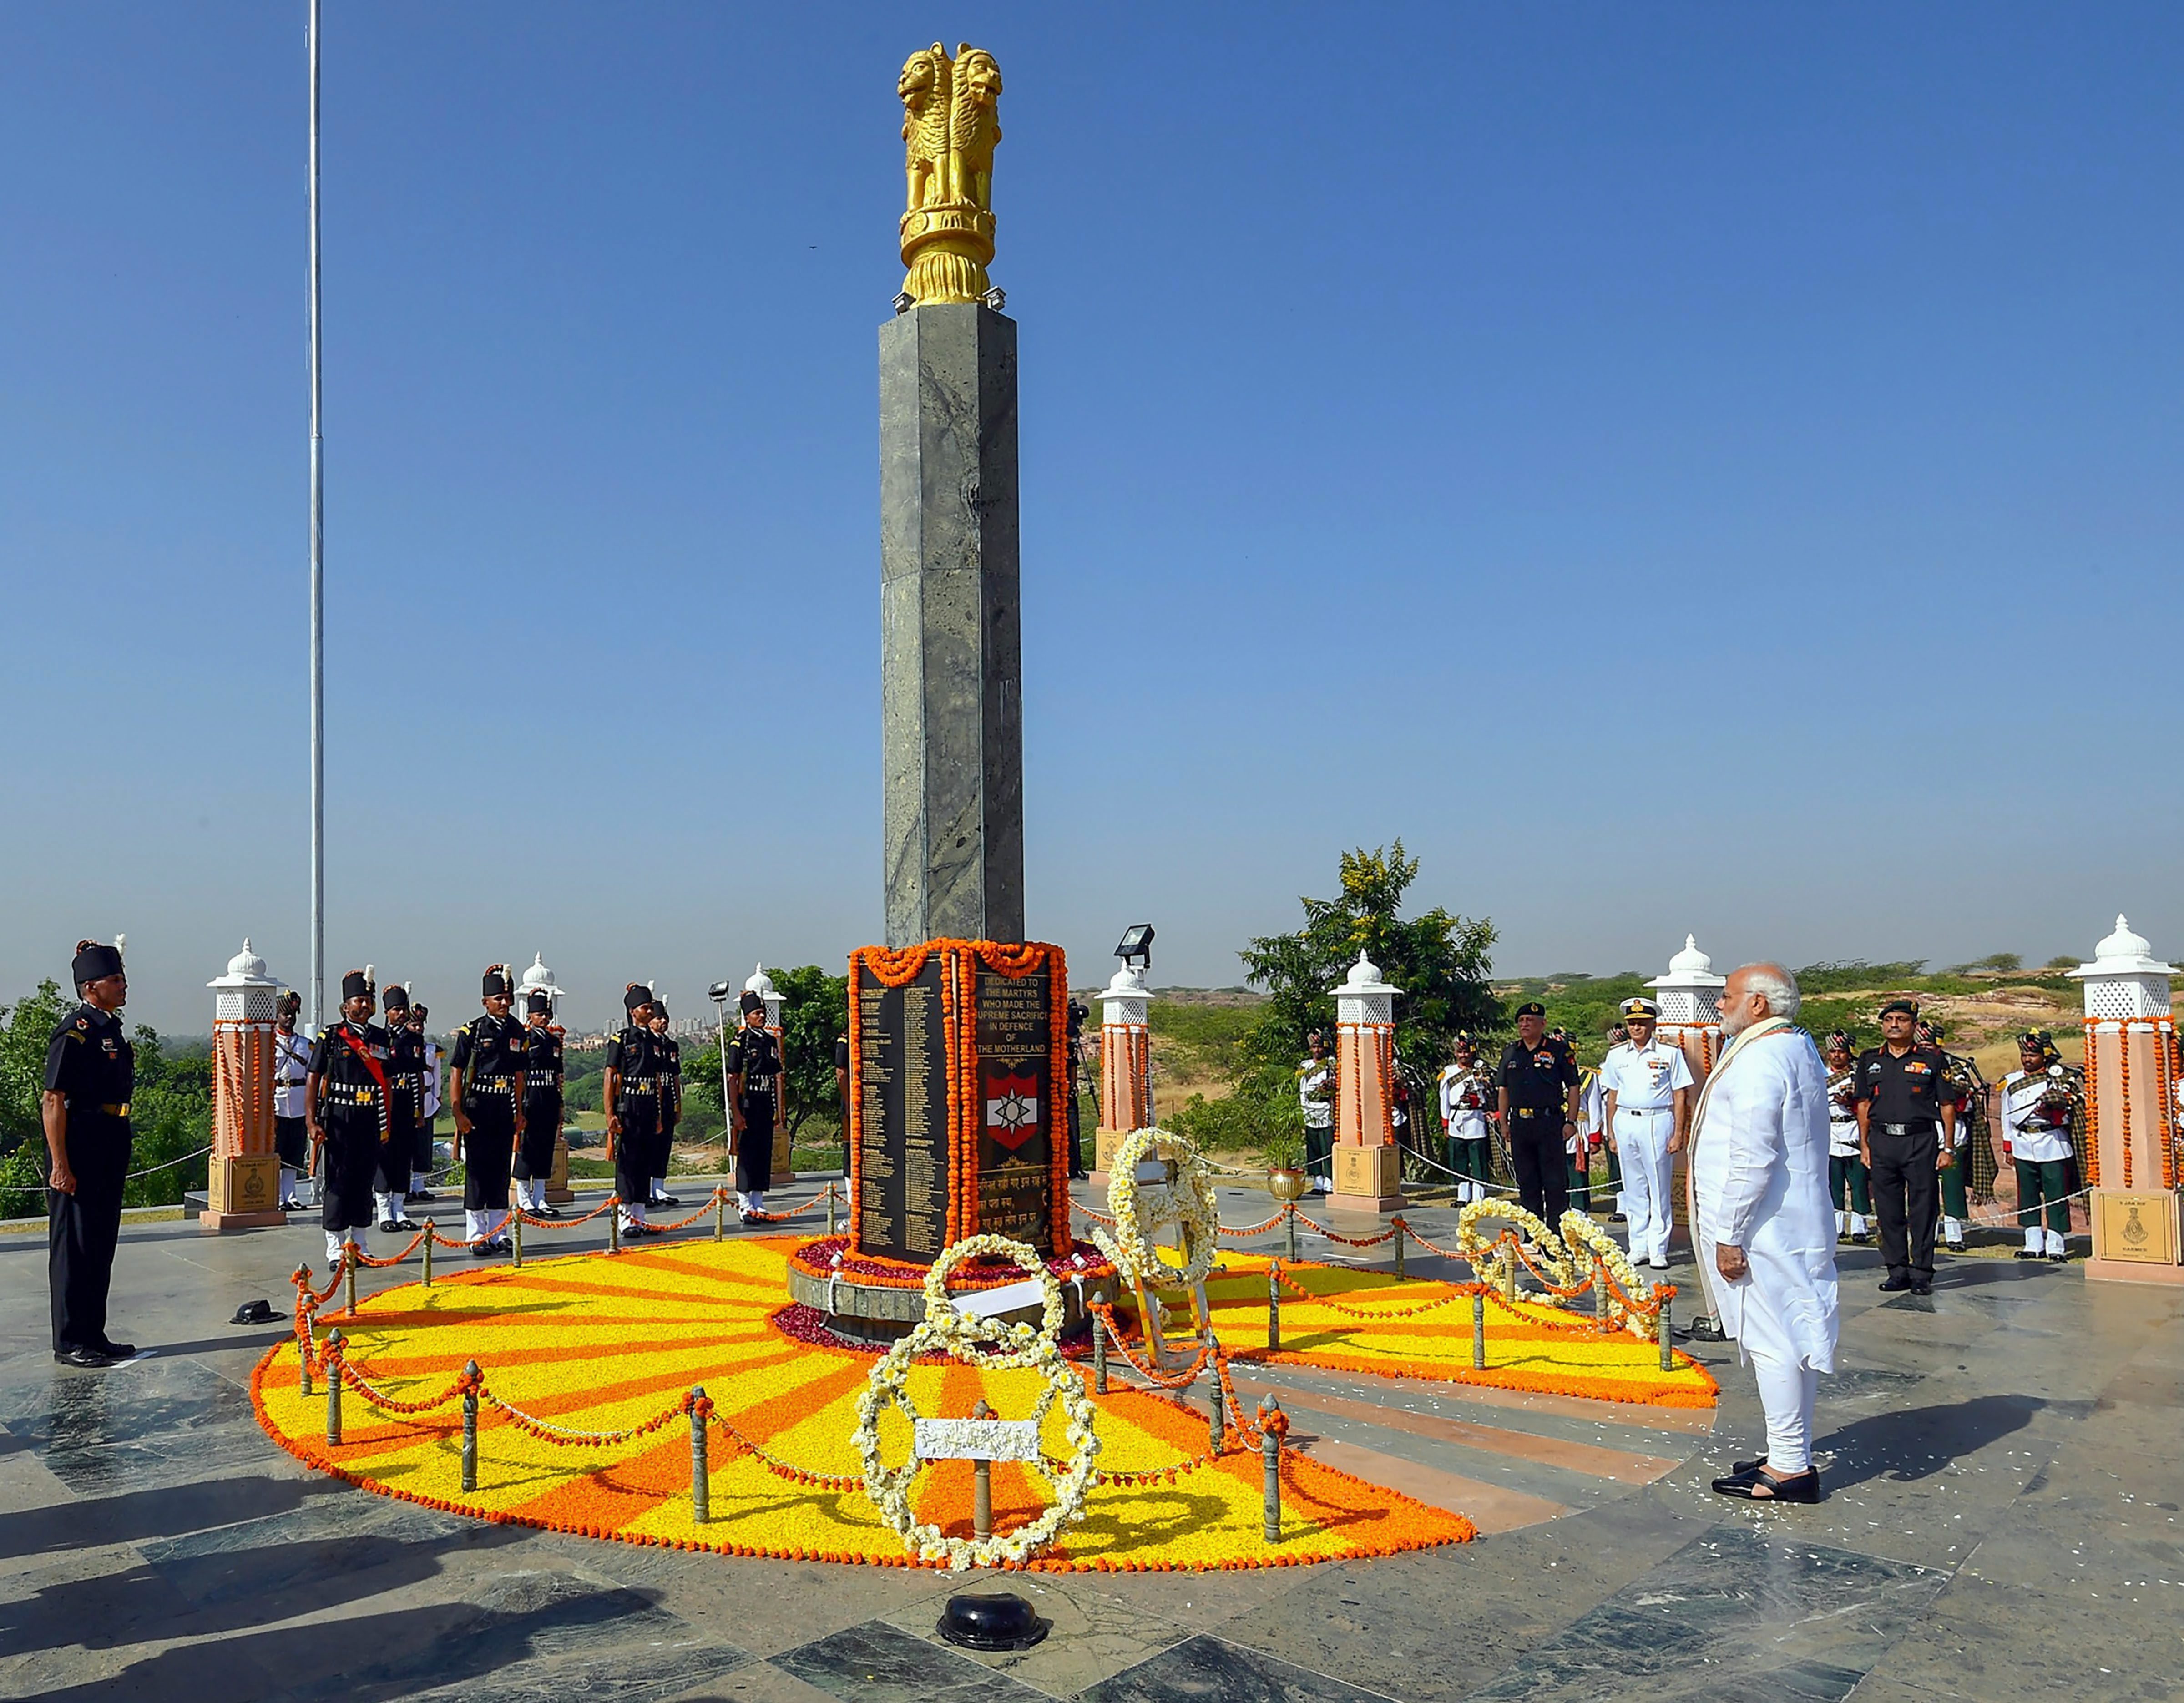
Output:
[897, 43, 1002, 306]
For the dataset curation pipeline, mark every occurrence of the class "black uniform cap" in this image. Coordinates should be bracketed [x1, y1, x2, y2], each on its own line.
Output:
[1878, 998, 1918, 1019]
[72, 940, 123, 986]
[383, 985, 410, 1012]
[739, 990, 764, 1015]
[624, 983, 652, 1015]
[482, 965, 511, 998]
[341, 968, 374, 1003]
[527, 989, 551, 1015]
[652, 996, 669, 1019]
[1515, 1001, 1546, 1018]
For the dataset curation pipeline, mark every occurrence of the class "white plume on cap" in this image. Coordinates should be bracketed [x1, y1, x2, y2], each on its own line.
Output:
[113, 933, 126, 959]
[364, 963, 376, 988]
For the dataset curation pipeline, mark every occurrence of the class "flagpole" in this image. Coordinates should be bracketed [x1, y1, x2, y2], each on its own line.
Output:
[308, 0, 325, 1029]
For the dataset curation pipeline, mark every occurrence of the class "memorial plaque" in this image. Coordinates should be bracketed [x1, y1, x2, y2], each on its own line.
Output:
[971, 955, 1056, 1257]
[853, 955, 952, 1262]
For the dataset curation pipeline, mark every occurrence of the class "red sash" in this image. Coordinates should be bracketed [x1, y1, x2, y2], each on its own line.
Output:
[335, 1025, 392, 1143]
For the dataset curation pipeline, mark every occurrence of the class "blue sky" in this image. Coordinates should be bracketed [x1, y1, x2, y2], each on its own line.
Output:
[3, 3, 2179, 1033]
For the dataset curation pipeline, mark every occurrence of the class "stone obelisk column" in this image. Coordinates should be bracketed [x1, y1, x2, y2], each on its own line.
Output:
[2071, 916, 2184, 1284]
[881, 42, 1023, 949]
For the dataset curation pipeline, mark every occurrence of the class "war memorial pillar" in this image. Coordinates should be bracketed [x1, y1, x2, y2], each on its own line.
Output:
[1089, 965, 1154, 1185]
[203, 940, 286, 1232]
[1328, 953, 1405, 1213]
[839, 45, 1077, 1299]
[2071, 916, 2184, 1283]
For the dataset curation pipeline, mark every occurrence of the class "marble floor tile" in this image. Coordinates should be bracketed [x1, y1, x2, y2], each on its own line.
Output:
[774, 1619, 1049, 1703]
[1080, 1633, 1398, 1702]
[875, 1575, 1195, 1699]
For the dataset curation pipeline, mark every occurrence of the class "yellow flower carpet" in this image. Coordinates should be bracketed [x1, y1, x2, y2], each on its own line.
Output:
[251, 1237, 1702, 1572]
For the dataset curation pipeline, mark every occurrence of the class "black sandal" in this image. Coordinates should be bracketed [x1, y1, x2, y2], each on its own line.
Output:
[1712, 1466, 1820, 1502]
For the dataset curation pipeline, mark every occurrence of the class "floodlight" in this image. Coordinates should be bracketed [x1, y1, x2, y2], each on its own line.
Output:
[707, 980, 733, 1002]
[1113, 925, 1155, 971]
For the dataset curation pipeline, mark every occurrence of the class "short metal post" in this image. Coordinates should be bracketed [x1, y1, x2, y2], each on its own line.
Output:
[1284, 1204, 1299, 1265]
[323, 1328, 342, 1445]
[1393, 1221, 1406, 1281]
[1207, 1352, 1225, 1454]
[1502, 1240, 1517, 1304]
[1092, 1298, 1110, 1395]
[609, 1203, 621, 1255]
[298, 1289, 314, 1396]
[1472, 1291, 1487, 1369]
[1259, 1397, 1282, 1542]
[461, 1360, 480, 1492]
[690, 1386, 710, 1523]
[1266, 1263, 1281, 1354]
[511, 1207, 523, 1269]
[1657, 1287, 1674, 1371]
[344, 1241, 358, 1315]
[826, 1180, 839, 1238]
[714, 1188, 725, 1242]
[421, 1223, 434, 1287]
[1593, 1259, 1607, 1325]
[971, 1399, 993, 1540]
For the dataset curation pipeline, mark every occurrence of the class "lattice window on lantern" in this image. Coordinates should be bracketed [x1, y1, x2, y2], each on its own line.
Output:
[1338, 992, 1394, 1027]
[2084, 976, 2171, 1021]
[1659, 990, 1720, 1024]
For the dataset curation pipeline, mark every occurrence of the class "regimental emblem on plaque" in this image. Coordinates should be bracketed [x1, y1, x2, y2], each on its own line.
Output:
[986, 1071, 1039, 1151]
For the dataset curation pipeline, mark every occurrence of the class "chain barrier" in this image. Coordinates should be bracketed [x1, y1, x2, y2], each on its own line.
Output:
[121, 1143, 213, 1182]
[1087, 1302, 1216, 1389]
[1269, 1266, 1470, 1321]
[513, 1195, 622, 1231]
[348, 1227, 431, 1268]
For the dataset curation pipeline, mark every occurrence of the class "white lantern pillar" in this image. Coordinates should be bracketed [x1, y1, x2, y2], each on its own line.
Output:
[1089, 965, 1154, 1186]
[203, 940, 286, 1232]
[1648, 935, 1726, 1314]
[1330, 951, 1405, 1214]
[2070, 916, 2184, 1283]
[746, 965, 794, 1187]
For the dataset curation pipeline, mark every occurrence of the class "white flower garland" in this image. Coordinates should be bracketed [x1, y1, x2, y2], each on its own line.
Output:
[854, 1234, 1102, 1570]
[1454, 1198, 1574, 1291]
[1091, 1125, 1221, 1291]
[1557, 1210, 1652, 1337]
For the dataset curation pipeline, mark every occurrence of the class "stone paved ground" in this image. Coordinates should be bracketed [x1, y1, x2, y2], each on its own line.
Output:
[0, 1178, 2178, 1702]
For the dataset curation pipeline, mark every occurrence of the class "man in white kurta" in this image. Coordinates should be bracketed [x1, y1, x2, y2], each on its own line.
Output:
[1691, 963, 1838, 1502]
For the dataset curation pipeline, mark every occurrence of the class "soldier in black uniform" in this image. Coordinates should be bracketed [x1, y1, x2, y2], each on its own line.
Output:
[648, 997, 683, 1208]
[728, 990, 782, 1220]
[1495, 1001, 1582, 1233]
[605, 984, 661, 1236]
[515, 989, 565, 1218]
[374, 984, 424, 1233]
[448, 965, 527, 1255]
[306, 967, 391, 1271]
[42, 939, 137, 1368]
[406, 1001, 440, 1204]
[1854, 998, 1958, 1295]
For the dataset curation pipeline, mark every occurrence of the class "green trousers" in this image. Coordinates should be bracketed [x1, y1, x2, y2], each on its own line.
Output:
[1445, 1136, 1495, 1191]
[2015, 1157, 2072, 1235]
[1829, 1154, 1871, 1215]
[1567, 1152, 1593, 1215]
[1940, 1148, 1969, 1220]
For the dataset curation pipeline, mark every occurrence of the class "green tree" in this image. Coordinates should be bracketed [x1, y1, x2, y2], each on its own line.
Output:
[0, 980, 72, 1157]
[120, 1027, 212, 1207]
[1237, 841, 1500, 1082]
[775, 965, 850, 1139]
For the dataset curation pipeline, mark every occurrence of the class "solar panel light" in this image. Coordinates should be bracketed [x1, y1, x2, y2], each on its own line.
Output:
[1113, 924, 1155, 971]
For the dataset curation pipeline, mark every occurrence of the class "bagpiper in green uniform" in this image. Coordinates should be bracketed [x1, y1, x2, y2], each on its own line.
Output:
[1996, 1029, 2083, 1263]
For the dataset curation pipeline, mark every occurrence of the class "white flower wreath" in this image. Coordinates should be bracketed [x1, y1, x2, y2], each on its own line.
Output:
[1091, 1125, 1222, 1290]
[854, 1234, 1102, 1569]
[1455, 1198, 1574, 1292]
[1557, 1210, 1654, 1338]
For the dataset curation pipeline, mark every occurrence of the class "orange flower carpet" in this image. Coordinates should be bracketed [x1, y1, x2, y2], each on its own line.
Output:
[1189, 1253, 1719, 1410]
[252, 1236, 1476, 1572]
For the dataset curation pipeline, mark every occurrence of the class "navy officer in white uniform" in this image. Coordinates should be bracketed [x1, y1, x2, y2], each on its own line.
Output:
[1598, 996, 1695, 1269]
